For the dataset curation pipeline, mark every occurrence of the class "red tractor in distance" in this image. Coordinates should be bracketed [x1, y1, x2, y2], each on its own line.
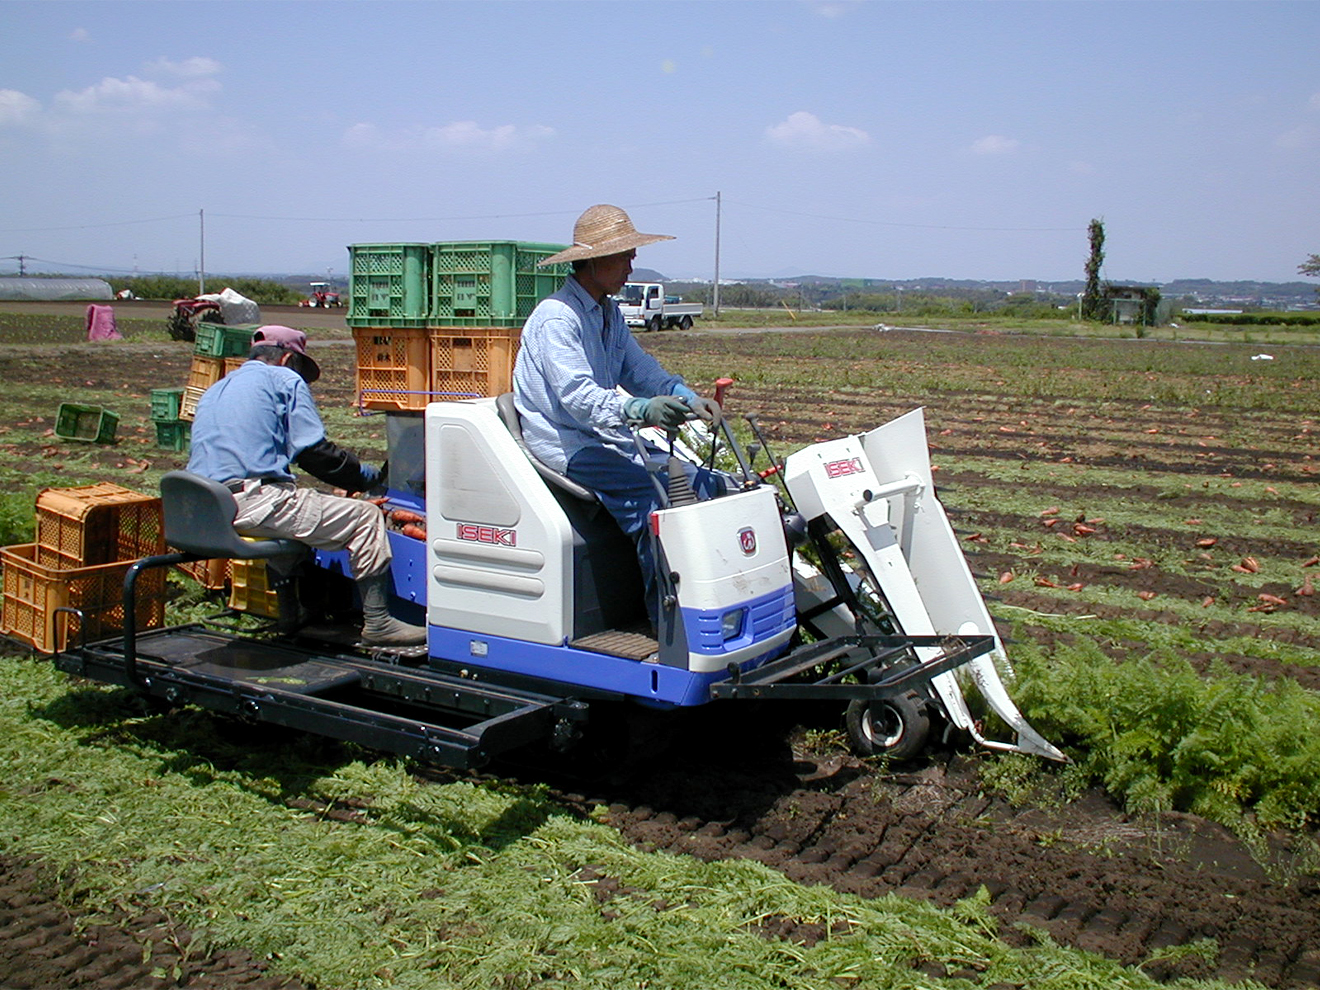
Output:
[300, 282, 342, 308]
[167, 297, 222, 342]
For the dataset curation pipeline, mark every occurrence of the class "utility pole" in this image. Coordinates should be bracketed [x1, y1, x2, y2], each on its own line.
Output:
[198, 208, 206, 295]
[713, 191, 721, 319]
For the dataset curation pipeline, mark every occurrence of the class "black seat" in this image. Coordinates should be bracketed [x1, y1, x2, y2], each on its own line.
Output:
[159, 471, 304, 559]
[495, 393, 598, 503]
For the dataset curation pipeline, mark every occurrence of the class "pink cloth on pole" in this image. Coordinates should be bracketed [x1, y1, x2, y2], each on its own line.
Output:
[86, 304, 121, 340]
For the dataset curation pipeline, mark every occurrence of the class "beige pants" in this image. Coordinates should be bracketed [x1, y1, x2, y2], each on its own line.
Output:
[231, 481, 391, 579]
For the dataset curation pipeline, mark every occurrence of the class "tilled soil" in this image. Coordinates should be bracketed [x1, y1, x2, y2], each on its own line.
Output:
[0, 855, 310, 989]
[528, 708, 1320, 989]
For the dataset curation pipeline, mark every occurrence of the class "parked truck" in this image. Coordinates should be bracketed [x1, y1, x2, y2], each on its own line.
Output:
[616, 282, 702, 332]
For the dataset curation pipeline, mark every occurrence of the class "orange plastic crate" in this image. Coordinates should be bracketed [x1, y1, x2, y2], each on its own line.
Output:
[35, 484, 164, 569]
[428, 326, 520, 400]
[354, 327, 431, 411]
[175, 556, 230, 591]
[223, 356, 247, 376]
[1, 543, 166, 653]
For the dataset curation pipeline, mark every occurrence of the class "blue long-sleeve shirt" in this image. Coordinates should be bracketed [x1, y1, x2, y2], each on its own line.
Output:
[187, 360, 326, 482]
[513, 275, 696, 471]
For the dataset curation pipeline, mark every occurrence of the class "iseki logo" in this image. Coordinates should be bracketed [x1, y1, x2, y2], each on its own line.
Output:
[456, 524, 517, 547]
[823, 457, 864, 479]
[738, 527, 757, 555]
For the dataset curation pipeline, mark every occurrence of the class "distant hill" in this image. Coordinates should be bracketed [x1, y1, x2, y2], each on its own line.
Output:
[649, 272, 1318, 310]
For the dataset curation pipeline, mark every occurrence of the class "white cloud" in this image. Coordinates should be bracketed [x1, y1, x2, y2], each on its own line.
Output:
[70, 27, 90, 43]
[53, 75, 219, 116]
[1275, 124, 1316, 150]
[145, 56, 222, 79]
[807, 1, 860, 17]
[0, 89, 41, 127]
[765, 111, 870, 152]
[1310, 92, 1320, 111]
[343, 120, 555, 153]
[970, 134, 1020, 156]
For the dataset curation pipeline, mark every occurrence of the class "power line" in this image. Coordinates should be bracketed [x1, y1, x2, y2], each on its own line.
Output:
[0, 213, 197, 234]
[209, 197, 715, 224]
[4, 256, 183, 276]
[727, 199, 1082, 233]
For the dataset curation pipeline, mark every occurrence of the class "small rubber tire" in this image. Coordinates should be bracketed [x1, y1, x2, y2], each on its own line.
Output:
[647, 316, 662, 333]
[845, 692, 930, 760]
[678, 315, 693, 330]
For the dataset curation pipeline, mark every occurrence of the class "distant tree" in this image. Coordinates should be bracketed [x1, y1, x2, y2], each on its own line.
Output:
[1082, 218, 1105, 320]
[1302, 253, 1320, 294]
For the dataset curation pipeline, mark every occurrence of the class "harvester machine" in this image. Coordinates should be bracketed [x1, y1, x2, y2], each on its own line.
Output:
[51, 394, 1063, 771]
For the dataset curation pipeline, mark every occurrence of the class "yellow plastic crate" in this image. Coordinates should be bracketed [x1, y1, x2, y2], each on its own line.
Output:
[1, 543, 165, 653]
[428, 326, 520, 400]
[180, 356, 226, 421]
[354, 327, 431, 411]
[228, 556, 280, 618]
[35, 484, 163, 569]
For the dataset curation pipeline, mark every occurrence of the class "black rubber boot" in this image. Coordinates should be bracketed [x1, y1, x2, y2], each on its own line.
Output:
[358, 572, 426, 646]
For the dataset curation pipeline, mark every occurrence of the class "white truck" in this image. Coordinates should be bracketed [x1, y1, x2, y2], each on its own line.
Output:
[615, 282, 702, 332]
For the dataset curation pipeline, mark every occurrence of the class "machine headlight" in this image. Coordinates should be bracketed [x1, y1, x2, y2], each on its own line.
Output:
[721, 608, 746, 641]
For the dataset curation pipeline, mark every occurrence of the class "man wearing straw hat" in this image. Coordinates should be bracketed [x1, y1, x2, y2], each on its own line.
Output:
[514, 204, 724, 629]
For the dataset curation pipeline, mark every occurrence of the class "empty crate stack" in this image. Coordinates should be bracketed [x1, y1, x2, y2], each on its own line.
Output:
[349, 240, 568, 412]
[0, 484, 166, 652]
[153, 323, 261, 453]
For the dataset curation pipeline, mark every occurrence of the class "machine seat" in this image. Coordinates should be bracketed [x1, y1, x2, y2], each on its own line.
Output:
[495, 393, 598, 504]
[159, 470, 304, 559]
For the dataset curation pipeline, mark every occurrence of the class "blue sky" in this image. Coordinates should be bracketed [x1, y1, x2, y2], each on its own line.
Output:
[2, 1, 1317, 284]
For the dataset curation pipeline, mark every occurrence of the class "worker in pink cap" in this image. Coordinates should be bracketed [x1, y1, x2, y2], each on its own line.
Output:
[187, 325, 425, 647]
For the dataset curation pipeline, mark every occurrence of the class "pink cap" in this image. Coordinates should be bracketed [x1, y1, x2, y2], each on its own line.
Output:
[251, 325, 320, 383]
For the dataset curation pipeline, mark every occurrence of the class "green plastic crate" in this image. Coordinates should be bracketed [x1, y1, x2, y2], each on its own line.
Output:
[149, 387, 185, 421]
[347, 243, 431, 327]
[55, 403, 119, 444]
[430, 241, 569, 327]
[194, 322, 260, 358]
[153, 418, 190, 453]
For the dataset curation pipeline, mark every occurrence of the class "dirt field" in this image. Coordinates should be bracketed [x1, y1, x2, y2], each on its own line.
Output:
[2, 321, 1319, 987]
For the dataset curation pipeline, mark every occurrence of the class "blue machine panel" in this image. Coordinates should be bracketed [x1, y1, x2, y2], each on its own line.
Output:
[426, 625, 781, 708]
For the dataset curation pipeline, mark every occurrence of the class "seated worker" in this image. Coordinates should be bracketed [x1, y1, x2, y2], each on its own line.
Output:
[186, 325, 426, 647]
[513, 204, 723, 629]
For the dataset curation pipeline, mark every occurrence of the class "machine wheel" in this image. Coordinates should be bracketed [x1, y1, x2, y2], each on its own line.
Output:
[647, 316, 661, 333]
[845, 691, 930, 760]
[678, 315, 693, 330]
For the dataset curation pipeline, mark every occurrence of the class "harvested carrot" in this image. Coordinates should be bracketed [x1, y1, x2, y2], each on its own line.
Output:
[390, 508, 425, 525]
[399, 523, 428, 540]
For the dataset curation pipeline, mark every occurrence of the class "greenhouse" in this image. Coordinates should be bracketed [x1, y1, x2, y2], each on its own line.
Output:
[0, 278, 113, 301]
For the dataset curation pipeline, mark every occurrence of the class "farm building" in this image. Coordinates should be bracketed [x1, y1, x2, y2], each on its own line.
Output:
[0, 277, 113, 301]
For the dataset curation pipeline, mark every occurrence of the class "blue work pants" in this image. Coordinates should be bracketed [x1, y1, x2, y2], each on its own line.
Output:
[566, 442, 724, 627]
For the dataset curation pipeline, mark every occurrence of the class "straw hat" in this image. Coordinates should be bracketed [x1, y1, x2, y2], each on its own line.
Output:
[539, 204, 674, 266]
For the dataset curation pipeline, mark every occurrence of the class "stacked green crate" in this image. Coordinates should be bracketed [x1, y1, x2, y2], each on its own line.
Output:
[430, 241, 569, 327]
[346, 243, 432, 328]
[150, 387, 190, 452]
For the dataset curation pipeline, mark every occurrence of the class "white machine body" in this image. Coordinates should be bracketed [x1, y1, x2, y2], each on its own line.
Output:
[783, 408, 1064, 760]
